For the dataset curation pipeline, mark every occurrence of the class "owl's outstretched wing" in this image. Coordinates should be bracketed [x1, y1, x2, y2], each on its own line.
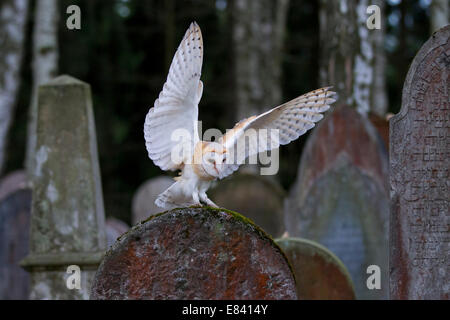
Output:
[144, 22, 203, 171]
[218, 87, 337, 178]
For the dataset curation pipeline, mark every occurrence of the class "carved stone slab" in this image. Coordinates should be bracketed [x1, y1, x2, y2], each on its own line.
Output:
[0, 170, 27, 202]
[276, 237, 355, 300]
[106, 217, 129, 247]
[390, 25, 450, 300]
[285, 106, 389, 299]
[91, 207, 297, 300]
[21, 75, 106, 300]
[131, 176, 173, 225]
[0, 189, 31, 299]
[209, 173, 286, 238]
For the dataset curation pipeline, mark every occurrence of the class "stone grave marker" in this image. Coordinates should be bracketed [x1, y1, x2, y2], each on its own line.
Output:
[0, 170, 27, 202]
[285, 106, 389, 299]
[390, 26, 449, 300]
[209, 173, 286, 238]
[0, 189, 32, 299]
[369, 113, 389, 150]
[106, 217, 129, 247]
[91, 207, 297, 300]
[131, 176, 173, 225]
[276, 237, 355, 300]
[21, 75, 107, 300]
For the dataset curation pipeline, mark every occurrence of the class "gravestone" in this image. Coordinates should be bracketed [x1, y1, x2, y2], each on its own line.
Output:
[0, 189, 31, 299]
[106, 217, 129, 247]
[369, 113, 389, 150]
[0, 170, 27, 201]
[91, 207, 297, 300]
[276, 237, 355, 300]
[390, 26, 449, 300]
[209, 173, 286, 238]
[131, 176, 173, 225]
[285, 105, 389, 299]
[21, 75, 107, 300]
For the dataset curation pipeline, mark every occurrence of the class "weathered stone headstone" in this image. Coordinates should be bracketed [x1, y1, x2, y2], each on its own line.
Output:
[106, 217, 129, 247]
[0, 170, 27, 202]
[390, 26, 449, 300]
[285, 105, 389, 299]
[276, 237, 355, 300]
[131, 176, 173, 225]
[209, 173, 286, 238]
[0, 189, 31, 299]
[91, 207, 297, 300]
[369, 113, 389, 150]
[21, 75, 107, 300]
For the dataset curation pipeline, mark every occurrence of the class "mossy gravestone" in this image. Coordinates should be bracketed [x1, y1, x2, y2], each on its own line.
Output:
[131, 176, 174, 225]
[285, 106, 389, 299]
[91, 207, 297, 300]
[106, 217, 129, 248]
[21, 76, 106, 299]
[390, 26, 449, 300]
[0, 189, 31, 299]
[209, 173, 286, 238]
[276, 237, 355, 300]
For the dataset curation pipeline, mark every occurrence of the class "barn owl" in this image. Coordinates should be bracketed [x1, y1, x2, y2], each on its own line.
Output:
[144, 22, 336, 209]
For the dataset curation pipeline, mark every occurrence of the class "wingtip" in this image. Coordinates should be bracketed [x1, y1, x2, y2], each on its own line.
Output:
[190, 21, 200, 30]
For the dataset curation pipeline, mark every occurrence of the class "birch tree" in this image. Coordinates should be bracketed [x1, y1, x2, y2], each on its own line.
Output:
[0, 0, 29, 175]
[231, 0, 290, 121]
[26, 0, 59, 175]
[319, 0, 387, 116]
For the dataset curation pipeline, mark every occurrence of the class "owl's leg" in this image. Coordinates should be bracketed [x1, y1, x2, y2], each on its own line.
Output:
[192, 191, 201, 206]
[199, 192, 218, 208]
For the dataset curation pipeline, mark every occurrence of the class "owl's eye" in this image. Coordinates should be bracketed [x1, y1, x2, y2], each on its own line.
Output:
[207, 158, 215, 164]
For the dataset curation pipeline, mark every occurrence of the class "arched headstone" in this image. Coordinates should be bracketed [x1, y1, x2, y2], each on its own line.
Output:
[390, 25, 449, 300]
[0, 170, 27, 202]
[131, 176, 174, 225]
[209, 173, 286, 238]
[285, 106, 389, 299]
[0, 189, 31, 299]
[91, 207, 297, 300]
[276, 237, 355, 300]
[106, 217, 129, 247]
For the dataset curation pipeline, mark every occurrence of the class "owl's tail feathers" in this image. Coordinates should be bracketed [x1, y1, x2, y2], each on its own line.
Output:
[155, 181, 196, 209]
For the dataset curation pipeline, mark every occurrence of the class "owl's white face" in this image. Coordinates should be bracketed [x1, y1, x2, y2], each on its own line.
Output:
[201, 144, 226, 178]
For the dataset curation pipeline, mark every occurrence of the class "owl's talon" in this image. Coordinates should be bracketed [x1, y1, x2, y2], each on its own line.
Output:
[200, 193, 218, 208]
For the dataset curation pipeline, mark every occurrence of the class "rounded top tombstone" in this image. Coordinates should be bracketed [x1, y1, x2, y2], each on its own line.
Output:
[209, 173, 286, 238]
[390, 25, 450, 300]
[105, 217, 129, 248]
[131, 176, 174, 225]
[276, 237, 355, 300]
[91, 207, 297, 300]
[0, 189, 31, 299]
[0, 170, 27, 202]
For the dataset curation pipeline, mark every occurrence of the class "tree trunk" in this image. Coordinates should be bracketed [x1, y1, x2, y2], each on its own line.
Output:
[26, 0, 59, 176]
[319, 0, 386, 116]
[430, 0, 449, 34]
[164, 0, 175, 71]
[0, 0, 29, 175]
[231, 0, 290, 122]
[371, 1, 387, 117]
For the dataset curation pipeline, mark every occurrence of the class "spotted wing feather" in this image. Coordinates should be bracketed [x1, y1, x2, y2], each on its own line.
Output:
[219, 87, 337, 178]
[144, 22, 203, 171]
